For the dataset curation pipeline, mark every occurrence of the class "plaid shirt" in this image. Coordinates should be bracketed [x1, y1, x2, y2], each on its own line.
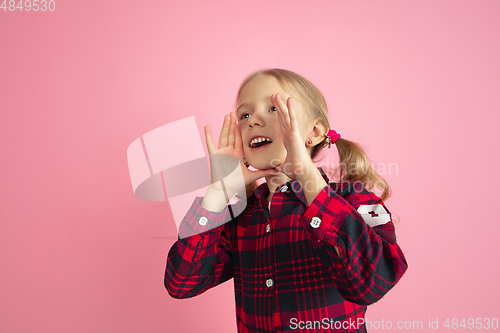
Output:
[165, 169, 407, 333]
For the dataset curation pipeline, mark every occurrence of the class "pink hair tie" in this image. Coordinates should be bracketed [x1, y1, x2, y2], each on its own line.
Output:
[324, 129, 341, 148]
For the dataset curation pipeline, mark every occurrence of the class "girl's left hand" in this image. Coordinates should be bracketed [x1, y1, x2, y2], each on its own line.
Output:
[271, 94, 315, 181]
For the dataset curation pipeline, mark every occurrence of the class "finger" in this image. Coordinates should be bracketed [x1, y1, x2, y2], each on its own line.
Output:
[276, 163, 284, 174]
[272, 95, 287, 136]
[218, 114, 230, 148]
[273, 95, 290, 142]
[228, 112, 236, 147]
[287, 97, 299, 131]
[234, 119, 243, 151]
[204, 126, 216, 154]
[275, 94, 291, 127]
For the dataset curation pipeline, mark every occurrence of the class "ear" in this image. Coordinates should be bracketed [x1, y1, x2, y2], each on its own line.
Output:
[307, 118, 329, 147]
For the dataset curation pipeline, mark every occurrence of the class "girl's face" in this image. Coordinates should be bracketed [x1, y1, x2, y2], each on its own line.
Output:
[236, 74, 310, 170]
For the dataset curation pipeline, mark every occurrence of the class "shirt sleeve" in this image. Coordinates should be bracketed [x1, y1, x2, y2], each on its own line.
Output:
[164, 197, 234, 299]
[298, 181, 408, 306]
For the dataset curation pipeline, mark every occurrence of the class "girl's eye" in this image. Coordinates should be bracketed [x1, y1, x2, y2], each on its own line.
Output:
[239, 107, 275, 120]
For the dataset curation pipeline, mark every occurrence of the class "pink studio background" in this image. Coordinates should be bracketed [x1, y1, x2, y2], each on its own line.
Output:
[1, 1, 499, 332]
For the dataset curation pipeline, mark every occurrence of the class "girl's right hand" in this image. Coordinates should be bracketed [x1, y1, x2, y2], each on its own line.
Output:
[204, 112, 279, 199]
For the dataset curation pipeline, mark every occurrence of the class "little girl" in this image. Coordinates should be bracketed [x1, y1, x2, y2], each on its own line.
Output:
[165, 68, 407, 333]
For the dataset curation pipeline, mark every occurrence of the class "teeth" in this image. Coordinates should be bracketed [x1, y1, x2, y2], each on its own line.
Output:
[250, 137, 272, 147]
[251, 138, 269, 144]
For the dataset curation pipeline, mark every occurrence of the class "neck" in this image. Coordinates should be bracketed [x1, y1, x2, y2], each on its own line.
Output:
[265, 173, 292, 202]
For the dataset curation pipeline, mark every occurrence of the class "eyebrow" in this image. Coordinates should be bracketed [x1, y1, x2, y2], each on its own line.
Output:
[236, 99, 279, 115]
[236, 103, 251, 114]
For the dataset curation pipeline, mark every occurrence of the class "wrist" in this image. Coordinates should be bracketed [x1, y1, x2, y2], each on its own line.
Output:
[295, 162, 321, 184]
[201, 185, 230, 212]
[297, 167, 328, 206]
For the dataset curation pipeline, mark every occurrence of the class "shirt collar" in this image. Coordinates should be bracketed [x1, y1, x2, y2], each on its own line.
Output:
[253, 167, 331, 206]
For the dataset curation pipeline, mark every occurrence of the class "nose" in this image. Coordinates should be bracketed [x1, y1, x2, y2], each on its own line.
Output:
[248, 109, 266, 128]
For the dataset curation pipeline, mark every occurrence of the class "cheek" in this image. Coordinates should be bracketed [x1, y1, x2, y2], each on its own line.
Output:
[239, 126, 249, 149]
[271, 121, 283, 135]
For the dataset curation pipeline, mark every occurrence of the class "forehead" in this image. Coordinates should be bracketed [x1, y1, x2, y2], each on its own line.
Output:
[236, 74, 311, 123]
[238, 74, 294, 103]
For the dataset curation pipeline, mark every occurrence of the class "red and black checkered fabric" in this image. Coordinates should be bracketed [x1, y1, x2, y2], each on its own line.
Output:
[165, 169, 407, 333]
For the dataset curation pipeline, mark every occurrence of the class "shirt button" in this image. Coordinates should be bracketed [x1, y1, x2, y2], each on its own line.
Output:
[198, 216, 208, 226]
[266, 279, 274, 288]
[280, 185, 288, 192]
[310, 217, 322, 228]
[266, 224, 271, 233]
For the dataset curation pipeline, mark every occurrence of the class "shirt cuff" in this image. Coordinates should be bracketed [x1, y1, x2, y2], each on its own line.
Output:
[298, 185, 349, 242]
[179, 197, 233, 239]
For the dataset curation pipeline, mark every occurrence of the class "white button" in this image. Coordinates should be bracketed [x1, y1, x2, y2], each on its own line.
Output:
[266, 224, 271, 233]
[266, 279, 274, 288]
[310, 217, 322, 228]
[280, 185, 288, 192]
[198, 216, 208, 226]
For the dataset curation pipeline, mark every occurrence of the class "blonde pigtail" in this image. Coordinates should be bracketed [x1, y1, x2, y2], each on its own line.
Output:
[335, 138, 392, 201]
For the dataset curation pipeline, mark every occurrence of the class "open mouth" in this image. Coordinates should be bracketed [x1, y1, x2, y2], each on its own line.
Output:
[249, 137, 273, 148]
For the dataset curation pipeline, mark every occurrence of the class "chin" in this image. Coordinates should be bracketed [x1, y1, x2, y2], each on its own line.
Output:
[248, 157, 282, 170]
[244, 147, 285, 170]
[250, 161, 271, 170]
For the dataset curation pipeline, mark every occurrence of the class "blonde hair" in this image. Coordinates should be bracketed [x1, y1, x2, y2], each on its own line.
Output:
[235, 68, 392, 202]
